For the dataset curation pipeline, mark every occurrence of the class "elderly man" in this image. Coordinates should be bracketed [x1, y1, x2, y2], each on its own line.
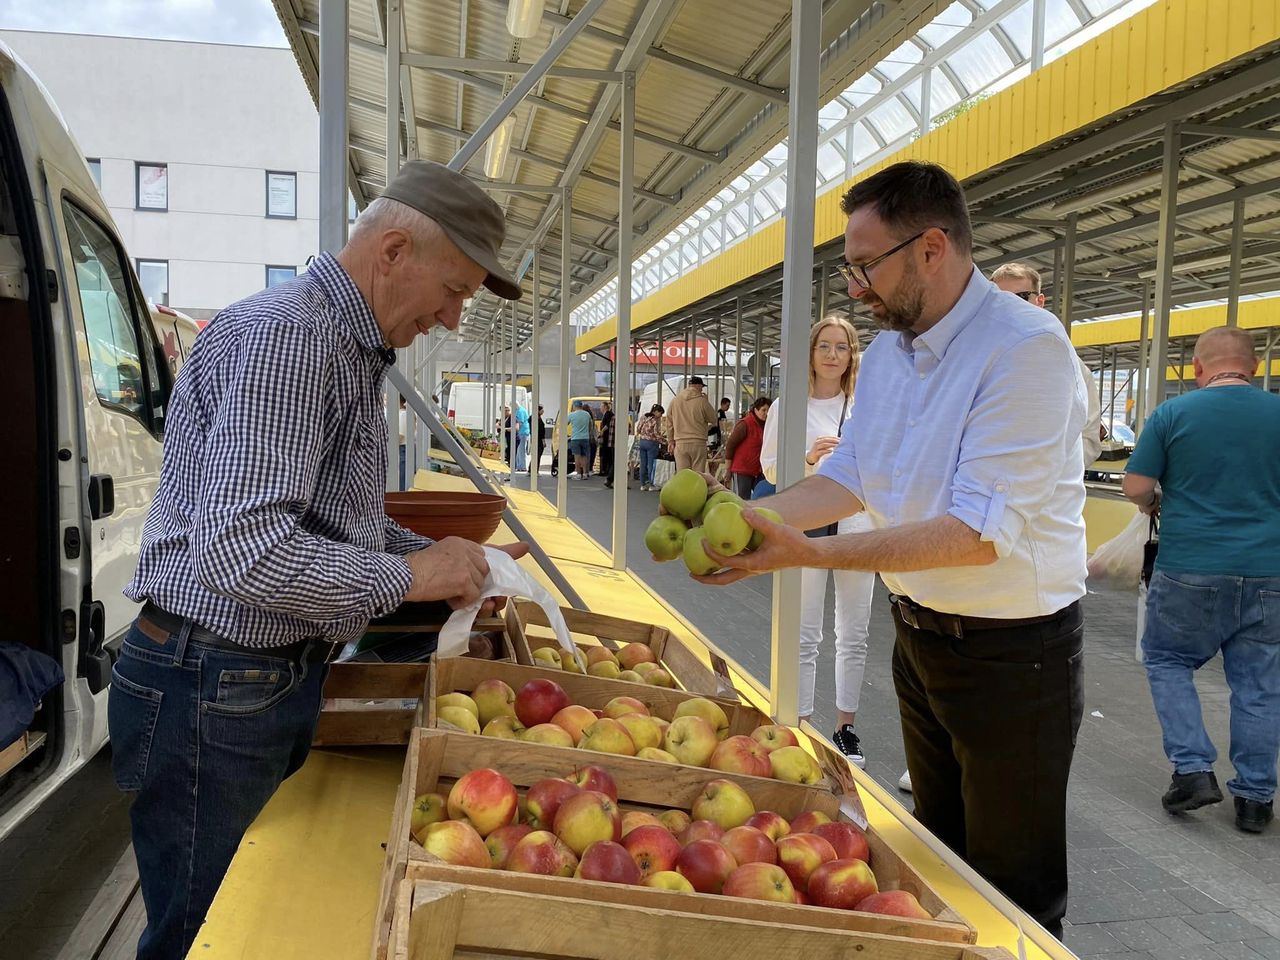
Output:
[666, 375, 718, 472]
[1124, 326, 1280, 835]
[699, 161, 1087, 937]
[113, 161, 526, 959]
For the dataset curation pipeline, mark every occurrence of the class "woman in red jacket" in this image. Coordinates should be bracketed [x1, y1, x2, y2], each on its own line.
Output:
[723, 397, 772, 499]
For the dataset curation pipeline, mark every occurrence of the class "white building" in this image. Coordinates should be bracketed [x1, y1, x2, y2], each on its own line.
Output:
[0, 29, 321, 318]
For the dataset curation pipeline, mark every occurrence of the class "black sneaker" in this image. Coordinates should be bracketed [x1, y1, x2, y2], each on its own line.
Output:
[1235, 796, 1274, 834]
[1162, 771, 1223, 814]
[832, 725, 865, 769]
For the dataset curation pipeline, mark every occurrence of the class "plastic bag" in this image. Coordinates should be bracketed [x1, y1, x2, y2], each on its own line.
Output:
[1086, 511, 1148, 589]
[1135, 580, 1148, 663]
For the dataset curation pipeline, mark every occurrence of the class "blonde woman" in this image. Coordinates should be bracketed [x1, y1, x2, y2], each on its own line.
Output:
[760, 316, 875, 766]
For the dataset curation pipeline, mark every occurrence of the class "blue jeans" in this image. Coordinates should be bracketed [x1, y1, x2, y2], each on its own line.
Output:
[1142, 570, 1280, 802]
[108, 621, 328, 959]
[636, 439, 658, 485]
[515, 433, 529, 472]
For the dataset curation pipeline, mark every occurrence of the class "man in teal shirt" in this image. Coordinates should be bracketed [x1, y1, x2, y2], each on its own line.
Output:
[566, 400, 593, 479]
[514, 402, 531, 473]
[1124, 325, 1280, 835]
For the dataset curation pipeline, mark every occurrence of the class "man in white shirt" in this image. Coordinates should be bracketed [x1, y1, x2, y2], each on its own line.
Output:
[698, 161, 1087, 938]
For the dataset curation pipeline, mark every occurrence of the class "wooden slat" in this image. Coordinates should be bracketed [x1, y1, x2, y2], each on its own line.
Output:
[313, 710, 417, 747]
[322, 663, 431, 700]
[97, 891, 147, 960]
[0, 730, 45, 779]
[55, 846, 138, 960]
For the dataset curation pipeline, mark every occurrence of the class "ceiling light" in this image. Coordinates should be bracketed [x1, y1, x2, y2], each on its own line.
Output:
[1052, 171, 1165, 215]
[1136, 253, 1234, 280]
[506, 0, 544, 38]
[484, 117, 515, 179]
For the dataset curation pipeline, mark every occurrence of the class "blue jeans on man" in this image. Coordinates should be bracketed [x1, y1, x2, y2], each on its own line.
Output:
[108, 621, 328, 959]
[1142, 570, 1280, 804]
[515, 433, 529, 472]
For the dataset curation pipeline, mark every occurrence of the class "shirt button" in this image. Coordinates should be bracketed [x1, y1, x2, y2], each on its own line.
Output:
[918, 373, 926, 380]
[995, 483, 1008, 493]
[894, 468, 902, 477]
[908, 419, 916, 427]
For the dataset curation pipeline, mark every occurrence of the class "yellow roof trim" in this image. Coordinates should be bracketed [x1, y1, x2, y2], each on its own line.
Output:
[1071, 296, 1280, 348]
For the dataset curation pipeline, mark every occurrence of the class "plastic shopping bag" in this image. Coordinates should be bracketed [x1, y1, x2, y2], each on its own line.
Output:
[1135, 580, 1148, 663]
[1086, 511, 1148, 589]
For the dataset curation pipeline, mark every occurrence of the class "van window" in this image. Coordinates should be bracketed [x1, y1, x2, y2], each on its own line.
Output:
[62, 200, 167, 434]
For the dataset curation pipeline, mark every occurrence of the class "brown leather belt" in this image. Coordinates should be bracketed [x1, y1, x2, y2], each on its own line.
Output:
[889, 594, 1072, 640]
[138, 602, 327, 662]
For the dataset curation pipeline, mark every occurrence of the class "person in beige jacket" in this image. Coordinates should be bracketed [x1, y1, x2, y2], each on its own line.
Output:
[665, 377, 718, 473]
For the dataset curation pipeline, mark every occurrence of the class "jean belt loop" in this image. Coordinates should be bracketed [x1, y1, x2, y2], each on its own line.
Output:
[172, 619, 192, 665]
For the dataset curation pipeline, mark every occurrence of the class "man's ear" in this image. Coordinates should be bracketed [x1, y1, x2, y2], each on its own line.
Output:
[379, 228, 413, 272]
[1034, 293, 1047, 308]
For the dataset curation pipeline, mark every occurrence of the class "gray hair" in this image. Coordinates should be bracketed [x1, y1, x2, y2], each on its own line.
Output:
[348, 196, 447, 256]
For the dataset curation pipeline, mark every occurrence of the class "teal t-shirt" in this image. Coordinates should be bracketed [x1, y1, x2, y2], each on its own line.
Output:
[567, 408, 591, 441]
[1127, 385, 1280, 576]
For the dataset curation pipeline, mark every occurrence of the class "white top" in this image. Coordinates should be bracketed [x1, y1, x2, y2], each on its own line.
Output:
[760, 393, 852, 485]
[1078, 357, 1103, 467]
[817, 266, 1087, 618]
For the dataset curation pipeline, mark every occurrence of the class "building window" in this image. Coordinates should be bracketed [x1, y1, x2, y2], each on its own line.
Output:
[266, 265, 297, 288]
[86, 158, 102, 189]
[266, 170, 297, 219]
[136, 259, 169, 306]
[136, 162, 168, 211]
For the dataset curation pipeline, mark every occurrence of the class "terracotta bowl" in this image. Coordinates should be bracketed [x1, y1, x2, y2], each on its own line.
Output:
[384, 491, 506, 543]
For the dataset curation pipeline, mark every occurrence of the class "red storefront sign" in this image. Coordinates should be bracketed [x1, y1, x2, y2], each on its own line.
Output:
[609, 340, 711, 365]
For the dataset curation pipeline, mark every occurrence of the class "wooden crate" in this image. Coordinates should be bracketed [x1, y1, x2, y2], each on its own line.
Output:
[505, 601, 724, 696]
[313, 663, 431, 747]
[387, 878, 1011, 960]
[371, 727, 975, 960]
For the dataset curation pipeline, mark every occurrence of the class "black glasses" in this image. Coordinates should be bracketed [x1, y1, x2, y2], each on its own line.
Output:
[835, 227, 948, 291]
[1013, 290, 1037, 301]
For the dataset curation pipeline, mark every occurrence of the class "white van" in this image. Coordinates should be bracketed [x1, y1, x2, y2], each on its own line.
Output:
[445, 381, 531, 432]
[0, 42, 188, 839]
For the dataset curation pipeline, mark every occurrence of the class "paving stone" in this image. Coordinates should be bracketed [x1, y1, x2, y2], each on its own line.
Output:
[1209, 944, 1269, 960]
[1241, 939, 1280, 960]
[1065, 922, 1127, 956]
[1117, 863, 1192, 891]
[1171, 888, 1233, 914]
[1150, 947, 1239, 960]
[1103, 920, 1183, 952]
[1186, 915, 1272, 943]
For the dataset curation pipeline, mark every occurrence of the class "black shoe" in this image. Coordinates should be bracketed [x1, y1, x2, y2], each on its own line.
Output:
[1235, 796, 1274, 834]
[832, 725, 865, 769]
[1162, 771, 1223, 814]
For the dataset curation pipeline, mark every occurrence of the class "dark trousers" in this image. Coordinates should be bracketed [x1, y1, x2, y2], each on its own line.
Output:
[602, 444, 615, 483]
[732, 472, 759, 500]
[891, 599, 1084, 939]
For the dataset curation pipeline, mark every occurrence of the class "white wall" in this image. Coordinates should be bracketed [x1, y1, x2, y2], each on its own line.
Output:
[0, 30, 319, 317]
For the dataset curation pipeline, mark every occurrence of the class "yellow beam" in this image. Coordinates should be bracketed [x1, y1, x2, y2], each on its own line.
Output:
[1071, 295, 1280, 348]
[577, 0, 1280, 354]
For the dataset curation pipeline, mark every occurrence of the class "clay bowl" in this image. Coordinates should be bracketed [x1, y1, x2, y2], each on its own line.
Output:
[384, 491, 506, 543]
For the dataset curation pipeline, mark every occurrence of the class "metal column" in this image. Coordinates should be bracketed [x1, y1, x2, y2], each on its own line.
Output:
[770, 0, 822, 726]
[557, 188, 571, 517]
[384, 1, 403, 491]
[1227, 198, 1244, 327]
[1135, 282, 1151, 433]
[733, 298, 743, 415]
[1108, 345, 1118, 435]
[530, 250, 541, 491]
[611, 71, 635, 570]
[754, 317, 764, 396]
[318, 0, 349, 254]
[656, 329, 665, 406]
[1060, 215, 1077, 333]
[511, 300, 519, 474]
[1265, 329, 1275, 393]
[1149, 123, 1181, 413]
[1030, 0, 1047, 71]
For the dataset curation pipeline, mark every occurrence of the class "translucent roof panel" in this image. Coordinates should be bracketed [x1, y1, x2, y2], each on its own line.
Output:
[928, 68, 963, 117]
[863, 96, 916, 144]
[1044, 0, 1089, 48]
[850, 123, 881, 164]
[945, 30, 1014, 94]
[873, 40, 923, 81]
[917, 3, 972, 48]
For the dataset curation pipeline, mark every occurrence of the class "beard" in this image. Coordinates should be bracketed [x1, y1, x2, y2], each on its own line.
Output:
[862, 261, 926, 332]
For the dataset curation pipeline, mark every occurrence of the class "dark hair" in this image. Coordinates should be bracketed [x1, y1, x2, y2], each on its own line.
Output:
[751, 396, 772, 411]
[649, 403, 664, 415]
[720, 397, 731, 406]
[839, 161, 972, 255]
[689, 376, 704, 386]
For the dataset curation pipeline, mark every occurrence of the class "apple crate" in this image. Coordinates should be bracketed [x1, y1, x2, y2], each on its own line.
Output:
[504, 601, 725, 696]
[371, 727, 977, 960]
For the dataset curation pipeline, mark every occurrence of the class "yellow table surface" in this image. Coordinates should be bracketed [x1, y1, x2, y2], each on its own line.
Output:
[196, 474, 1077, 960]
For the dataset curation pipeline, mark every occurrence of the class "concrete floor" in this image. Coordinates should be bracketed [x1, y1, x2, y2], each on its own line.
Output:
[2, 466, 1277, 960]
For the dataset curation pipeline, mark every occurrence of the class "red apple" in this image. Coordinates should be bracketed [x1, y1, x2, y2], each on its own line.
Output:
[793, 889, 810, 905]
[676, 839, 738, 894]
[808, 858, 878, 910]
[644, 870, 695, 892]
[446, 768, 519, 837]
[585, 646, 618, 667]
[776, 833, 837, 893]
[575, 840, 643, 885]
[744, 811, 790, 842]
[521, 723, 575, 748]
[621, 811, 665, 836]
[579, 717, 637, 756]
[601, 696, 650, 720]
[525, 778, 581, 831]
[720, 826, 777, 866]
[485, 823, 532, 868]
[553, 790, 622, 855]
[621, 825, 682, 881]
[658, 809, 692, 835]
[789, 811, 832, 834]
[855, 890, 930, 918]
[550, 704, 598, 745]
[812, 821, 870, 863]
[709, 736, 773, 778]
[617, 642, 658, 670]
[506, 830, 579, 876]
[418, 820, 490, 868]
[515, 678, 571, 727]
[678, 819, 725, 846]
[723, 862, 796, 903]
[749, 724, 800, 753]
[564, 765, 618, 801]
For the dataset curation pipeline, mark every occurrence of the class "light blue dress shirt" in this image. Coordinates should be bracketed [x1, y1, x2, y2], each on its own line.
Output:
[817, 266, 1087, 618]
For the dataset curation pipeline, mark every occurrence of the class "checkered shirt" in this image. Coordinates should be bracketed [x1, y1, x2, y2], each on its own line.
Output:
[125, 253, 431, 647]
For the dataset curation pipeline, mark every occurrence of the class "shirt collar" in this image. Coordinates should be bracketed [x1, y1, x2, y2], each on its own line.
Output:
[309, 252, 389, 359]
[900, 264, 992, 361]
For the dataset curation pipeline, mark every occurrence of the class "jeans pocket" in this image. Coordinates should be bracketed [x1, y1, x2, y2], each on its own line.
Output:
[107, 664, 164, 792]
[202, 661, 298, 717]
[1150, 572, 1218, 635]
[1259, 591, 1280, 643]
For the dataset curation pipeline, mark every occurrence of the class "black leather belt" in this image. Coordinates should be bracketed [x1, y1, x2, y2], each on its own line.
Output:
[138, 602, 329, 662]
[889, 594, 1068, 639]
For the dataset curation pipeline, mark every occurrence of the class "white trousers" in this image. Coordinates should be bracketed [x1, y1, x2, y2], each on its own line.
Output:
[798, 512, 876, 717]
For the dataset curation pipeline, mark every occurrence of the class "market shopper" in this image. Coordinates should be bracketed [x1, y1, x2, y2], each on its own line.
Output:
[761, 316, 875, 766]
[536, 404, 547, 471]
[115, 160, 527, 960]
[514, 399, 531, 473]
[666, 376, 718, 472]
[724, 397, 771, 499]
[567, 399, 592, 479]
[696, 161, 1088, 938]
[600, 401, 617, 488]
[1123, 325, 1280, 835]
[635, 403, 666, 491]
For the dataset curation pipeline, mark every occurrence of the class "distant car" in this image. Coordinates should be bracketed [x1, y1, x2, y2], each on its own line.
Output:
[1101, 422, 1136, 449]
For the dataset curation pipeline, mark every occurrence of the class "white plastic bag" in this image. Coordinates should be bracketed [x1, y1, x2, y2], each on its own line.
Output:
[1135, 580, 1148, 663]
[1086, 511, 1148, 589]
[436, 546, 575, 658]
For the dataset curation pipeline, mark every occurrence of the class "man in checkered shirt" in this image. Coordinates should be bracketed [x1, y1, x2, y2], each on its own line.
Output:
[111, 162, 525, 960]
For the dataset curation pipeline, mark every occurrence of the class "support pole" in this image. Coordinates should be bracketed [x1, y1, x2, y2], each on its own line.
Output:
[1109, 345, 1118, 436]
[656, 328, 665, 406]
[754, 317, 764, 396]
[557, 188, 572, 517]
[1031, 0, 1047, 71]
[611, 71, 635, 570]
[530, 250, 541, 491]
[734, 298, 743, 415]
[1060, 214, 1077, 333]
[511, 300, 519, 476]
[1227, 197, 1244, 327]
[1149, 123, 1181, 414]
[770, 0, 822, 727]
[318, 0, 350, 255]
[384, 0, 403, 492]
[1052, 243, 1064, 315]
[1265, 329, 1274, 393]
[1136, 281, 1151, 433]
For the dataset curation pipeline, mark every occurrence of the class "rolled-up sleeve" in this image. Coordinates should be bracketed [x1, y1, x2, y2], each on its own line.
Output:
[816, 425, 864, 504]
[947, 331, 1083, 558]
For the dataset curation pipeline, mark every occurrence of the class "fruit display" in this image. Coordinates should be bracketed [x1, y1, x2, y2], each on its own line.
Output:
[645, 469, 785, 575]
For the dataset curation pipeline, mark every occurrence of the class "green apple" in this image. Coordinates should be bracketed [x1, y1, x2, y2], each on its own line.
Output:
[660, 469, 708, 522]
[682, 526, 719, 576]
[746, 507, 784, 552]
[645, 515, 689, 562]
[703, 502, 753, 557]
[699, 489, 744, 524]
[532, 647, 563, 670]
